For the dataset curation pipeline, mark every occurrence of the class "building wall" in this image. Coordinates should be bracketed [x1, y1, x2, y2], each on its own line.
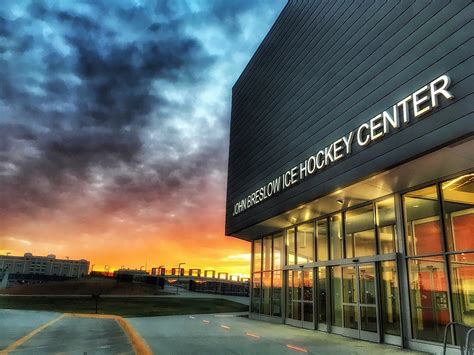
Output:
[226, 0, 473, 236]
[0, 254, 90, 278]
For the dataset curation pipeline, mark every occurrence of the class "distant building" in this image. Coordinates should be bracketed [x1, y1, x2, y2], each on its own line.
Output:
[0, 253, 89, 279]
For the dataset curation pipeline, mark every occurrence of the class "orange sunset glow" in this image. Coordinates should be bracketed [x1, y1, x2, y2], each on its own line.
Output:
[0, 1, 286, 279]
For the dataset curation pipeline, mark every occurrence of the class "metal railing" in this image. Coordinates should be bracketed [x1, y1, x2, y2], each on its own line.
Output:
[443, 322, 474, 355]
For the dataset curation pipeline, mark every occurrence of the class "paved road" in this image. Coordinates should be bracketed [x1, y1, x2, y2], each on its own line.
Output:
[128, 313, 425, 355]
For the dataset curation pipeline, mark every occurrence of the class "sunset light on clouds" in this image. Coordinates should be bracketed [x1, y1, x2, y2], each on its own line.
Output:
[0, 0, 286, 276]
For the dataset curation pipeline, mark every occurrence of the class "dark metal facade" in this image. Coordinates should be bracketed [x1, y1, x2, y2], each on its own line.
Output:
[226, 0, 473, 238]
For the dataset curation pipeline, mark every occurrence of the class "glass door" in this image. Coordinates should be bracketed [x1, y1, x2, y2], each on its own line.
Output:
[341, 263, 380, 342]
[286, 268, 314, 329]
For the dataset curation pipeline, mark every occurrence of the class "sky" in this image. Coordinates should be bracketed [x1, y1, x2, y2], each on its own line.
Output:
[0, 0, 286, 277]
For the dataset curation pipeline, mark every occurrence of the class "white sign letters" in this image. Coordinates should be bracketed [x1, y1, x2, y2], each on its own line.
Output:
[232, 74, 454, 217]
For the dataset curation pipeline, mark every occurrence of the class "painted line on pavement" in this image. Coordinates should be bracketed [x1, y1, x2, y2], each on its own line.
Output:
[0, 314, 65, 355]
[65, 313, 152, 355]
[245, 332, 261, 339]
[286, 344, 308, 353]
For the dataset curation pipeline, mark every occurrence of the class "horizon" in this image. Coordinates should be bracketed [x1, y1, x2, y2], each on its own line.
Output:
[0, 1, 287, 278]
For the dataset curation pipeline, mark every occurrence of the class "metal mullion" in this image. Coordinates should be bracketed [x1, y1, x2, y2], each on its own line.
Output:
[373, 200, 380, 256]
[270, 236, 274, 317]
[395, 192, 410, 348]
[250, 241, 254, 313]
[437, 182, 456, 340]
[342, 211, 347, 260]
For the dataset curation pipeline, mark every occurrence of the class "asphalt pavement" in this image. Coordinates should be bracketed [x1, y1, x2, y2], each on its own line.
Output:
[0, 310, 135, 354]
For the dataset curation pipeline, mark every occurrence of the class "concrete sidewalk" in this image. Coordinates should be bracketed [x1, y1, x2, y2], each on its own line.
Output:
[129, 313, 426, 355]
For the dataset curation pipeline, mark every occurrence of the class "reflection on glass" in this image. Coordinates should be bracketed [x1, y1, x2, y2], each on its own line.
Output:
[442, 174, 474, 255]
[361, 306, 377, 332]
[408, 258, 449, 342]
[287, 271, 293, 319]
[342, 266, 357, 303]
[286, 228, 296, 266]
[449, 253, 474, 326]
[273, 233, 284, 270]
[297, 223, 314, 264]
[316, 219, 329, 261]
[345, 205, 376, 258]
[381, 261, 401, 336]
[253, 239, 262, 272]
[376, 197, 397, 254]
[272, 270, 282, 317]
[262, 271, 271, 315]
[331, 266, 342, 326]
[304, 302, 313, 323]
[263, 237, 272, 271]
[343, 305, 358, 329]
[359, 264, 376, 305]
[287, 270, 302, 321]
[318, 267, 327, 324]
[302, 269, 313, 324]
[303, 270, 313, 301]
[330, 214, 343, 260]
[404, 185, 444, 256]
[252, 272, 261, 313]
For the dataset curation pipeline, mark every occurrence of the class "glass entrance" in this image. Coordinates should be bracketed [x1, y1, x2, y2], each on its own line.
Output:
[341, 263, 380, 342]
[286, 268, 314, 329]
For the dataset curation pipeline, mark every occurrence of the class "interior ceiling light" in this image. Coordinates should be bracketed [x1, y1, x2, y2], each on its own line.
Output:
[337, 199, 344, 205]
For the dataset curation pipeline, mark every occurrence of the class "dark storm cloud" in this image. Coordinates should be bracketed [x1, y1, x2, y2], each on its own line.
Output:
[0, 0, 285, 227]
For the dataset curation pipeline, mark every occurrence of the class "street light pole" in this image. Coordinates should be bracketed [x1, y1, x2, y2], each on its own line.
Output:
[177, 262, 186, 295]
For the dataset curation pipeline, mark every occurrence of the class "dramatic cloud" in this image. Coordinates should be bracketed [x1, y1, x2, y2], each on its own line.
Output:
[0, 0, 285, 274]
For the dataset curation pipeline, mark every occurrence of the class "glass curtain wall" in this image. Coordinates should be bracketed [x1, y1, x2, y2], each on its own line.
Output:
[262, 237, 272, 315]
[404, 173, 474, 343]
[297, 223, 314, 264]
[376, 197, 397, 254]
[252, 232, 285, 317]
[251, 240, 262, 313]
[273, 233, 284, 317]
[345, 205, 376, 258]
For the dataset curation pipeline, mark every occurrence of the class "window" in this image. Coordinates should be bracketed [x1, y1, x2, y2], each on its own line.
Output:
[345, 205, 376, 258]
[316, 219, 329, 261]
[408, 257, 449, 342]
[263, 237, 272, 271]
[442, 174, 474, 254]
[272, 270, 283, 317]
[251, 233, 284, 317]
[253, 240, 262, 272]
[404, 185, 444, 256]
[381, 261, 400, 336]
[273, 233, 284, 270]
[376, 197, 397, 254]
[286, 228, 296, 265]
[330, 214, 343, 260]
[297, 223, 314, 264]
[317, 267, 327, 324]
[331, 266, 342, 326]
[449, 253, 474, 326]
[262, 271, 272, 315]
[251, 272, 261, 313]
